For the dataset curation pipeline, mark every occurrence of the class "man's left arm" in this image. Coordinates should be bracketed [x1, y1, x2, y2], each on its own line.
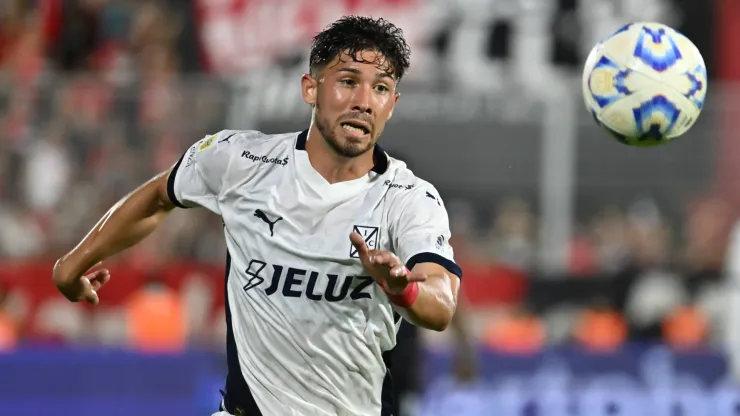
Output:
[399, 261, 460, 331]
[350, 185, 462, 331]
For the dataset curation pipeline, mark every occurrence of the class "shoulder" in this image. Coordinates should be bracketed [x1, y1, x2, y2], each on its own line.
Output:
[191, 129, 296, 166]
[384, 156, 446, 216]
[199, 129, 295, 152]
[386, 155, 444, 205]
[178, 129, 297, 184]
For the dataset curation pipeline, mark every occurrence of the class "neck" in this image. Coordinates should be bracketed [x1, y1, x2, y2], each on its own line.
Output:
[305, 123, 375, 184]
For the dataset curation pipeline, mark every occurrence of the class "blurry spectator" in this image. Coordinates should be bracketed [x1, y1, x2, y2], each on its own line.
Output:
[90, 306, 127, 347]
[449, 305, 477, 382]
[0, 283, 19, 351]
[625, 269, 688, 341]
[541, 304, 581, 345]
[480, 197, 536, 271]
[22, 121, 72, 212]
[49, 0, 103, 72]
[129, 1, 182, 55]
[626, 197, 671, 269]
[724, 218, 740, 383]
[137, 45, 179, 127]
[446, 198, 483, 270]
[662, 305, 709, 350]
[589, 205, 630, 274]
[447, 199, 529, 308]
[483, 306, 545, 354]
[0, 0, 44, 86]
[3, 81, 36, 143]
[694, 281, 728, 348]
[125, 277, 186, 353]
[0, 199, 45, 259]
[0, 1, 27, 69]
[180, 273, 214, 344]
[567, 226, 598, 277]
[33, 296, 89, 344]
[572, 298, 627, 352]
[681, 196, 732, 288]
[172, 209, 227, 263]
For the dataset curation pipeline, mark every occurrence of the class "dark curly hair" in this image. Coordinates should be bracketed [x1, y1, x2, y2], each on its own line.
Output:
[309, 16, 411, 82]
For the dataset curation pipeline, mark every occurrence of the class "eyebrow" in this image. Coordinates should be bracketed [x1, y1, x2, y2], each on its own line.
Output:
[337, 67, 395, 81]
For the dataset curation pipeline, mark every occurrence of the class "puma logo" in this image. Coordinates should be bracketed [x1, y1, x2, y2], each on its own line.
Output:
[219, 132, 236, 143]
[426, 191, 440, 206]
[254, 209, 283, 237]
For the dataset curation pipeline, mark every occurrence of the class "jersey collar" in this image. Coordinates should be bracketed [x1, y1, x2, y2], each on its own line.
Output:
[295, 129, 389, 174]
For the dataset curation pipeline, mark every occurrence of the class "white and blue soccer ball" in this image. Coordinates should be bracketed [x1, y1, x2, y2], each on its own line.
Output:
[582, 22, 707, 146]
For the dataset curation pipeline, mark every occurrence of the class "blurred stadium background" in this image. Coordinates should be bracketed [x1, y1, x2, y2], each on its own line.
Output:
[0, 0, 738, 415]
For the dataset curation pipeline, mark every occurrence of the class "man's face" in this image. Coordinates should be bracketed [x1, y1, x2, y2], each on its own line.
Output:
[302, 50, 401, 158]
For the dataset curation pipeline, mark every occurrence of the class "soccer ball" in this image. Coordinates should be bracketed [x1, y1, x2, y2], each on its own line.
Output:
[582, 22, 707, 146]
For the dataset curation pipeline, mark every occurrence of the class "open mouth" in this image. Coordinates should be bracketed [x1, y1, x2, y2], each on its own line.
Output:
[340, 121, 370, 137]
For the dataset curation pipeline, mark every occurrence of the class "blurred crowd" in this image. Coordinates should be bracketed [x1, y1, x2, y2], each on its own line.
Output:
[0, 0, 232, 350]
[449, 194, 733, 352]
[0, 0, 733, 369]
[0, 0, 228, 263]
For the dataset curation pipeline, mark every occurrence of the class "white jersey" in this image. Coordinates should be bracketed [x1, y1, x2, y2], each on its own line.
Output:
[168, 129, 462, 416]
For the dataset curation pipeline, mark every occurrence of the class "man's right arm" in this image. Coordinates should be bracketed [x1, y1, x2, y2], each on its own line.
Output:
[53, 131, 234, 304]
[52, 170, 177, 303]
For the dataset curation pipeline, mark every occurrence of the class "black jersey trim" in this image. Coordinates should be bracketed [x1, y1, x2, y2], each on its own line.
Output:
[406, 252, 463, 279]
[166, 151, 188, 209]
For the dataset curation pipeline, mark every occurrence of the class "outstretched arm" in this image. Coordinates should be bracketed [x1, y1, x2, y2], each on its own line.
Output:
[350, 233, 460, 331]
[52, 170, 176, 304]
[371, 184, 464, 331]
[53, 130, 235, 304]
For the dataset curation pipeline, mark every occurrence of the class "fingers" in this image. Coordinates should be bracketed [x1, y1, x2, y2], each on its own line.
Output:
[80, 276, 99, 305]
[349, 232, 370, 259]
[349, 235, 419, 286]
[390, 264, 407, 277]
[387, 262, 427, 284]
[82, 269, 110, 305]
[350, 233, 403, 268]
[389, 264, 427, 282]
[369, 251, 400, 267]
[88, 269, 111, 291]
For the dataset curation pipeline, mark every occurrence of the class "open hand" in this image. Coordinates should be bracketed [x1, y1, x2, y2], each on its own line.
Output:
[350, 232, 427, 294]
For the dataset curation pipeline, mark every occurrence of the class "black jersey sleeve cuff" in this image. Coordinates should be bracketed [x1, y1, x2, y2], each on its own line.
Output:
[167, 152, 189, 209]
[406, 252, 462, 279]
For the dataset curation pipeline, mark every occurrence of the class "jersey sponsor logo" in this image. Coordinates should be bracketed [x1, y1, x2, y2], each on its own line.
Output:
[241, 150, 289, 166]
[350, 225, 379, 258]
[243, 259, 375, 301]
[243, 260, 266, 291]
[198, 134, 217, 151]
[383, 180, 414, 190]
[254, 209, 283, 236]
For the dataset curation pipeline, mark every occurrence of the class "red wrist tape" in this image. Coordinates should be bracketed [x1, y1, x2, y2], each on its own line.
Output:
[385, 281, 419, 308]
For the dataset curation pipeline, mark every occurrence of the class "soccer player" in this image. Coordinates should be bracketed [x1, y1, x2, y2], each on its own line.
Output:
[52, 16, 462, 416]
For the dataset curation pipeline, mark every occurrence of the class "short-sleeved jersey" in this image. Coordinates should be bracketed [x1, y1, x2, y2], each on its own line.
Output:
[168, 129, 462, 416]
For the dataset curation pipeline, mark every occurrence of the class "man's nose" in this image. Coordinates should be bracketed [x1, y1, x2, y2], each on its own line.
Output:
[351, 85, 373, 115]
